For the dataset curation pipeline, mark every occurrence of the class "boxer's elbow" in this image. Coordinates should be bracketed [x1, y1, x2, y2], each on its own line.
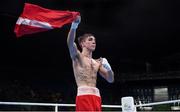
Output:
[107, 77, 114, 83]
[108, 79, 114, 83]
[107, 71, 114, 83]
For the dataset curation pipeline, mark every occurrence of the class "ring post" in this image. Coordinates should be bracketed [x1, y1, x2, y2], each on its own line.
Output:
[55, 105, 58, 112]
[121, 97, 136, 112]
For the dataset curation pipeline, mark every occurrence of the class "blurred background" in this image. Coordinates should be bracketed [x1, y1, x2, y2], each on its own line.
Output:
[0, 0, 180, 111]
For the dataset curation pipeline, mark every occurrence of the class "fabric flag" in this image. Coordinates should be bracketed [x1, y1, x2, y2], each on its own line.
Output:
[14, 3, 80, 37]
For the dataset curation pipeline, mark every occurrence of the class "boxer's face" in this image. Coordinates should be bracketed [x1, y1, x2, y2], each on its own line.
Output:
[82, 36, 96, 51]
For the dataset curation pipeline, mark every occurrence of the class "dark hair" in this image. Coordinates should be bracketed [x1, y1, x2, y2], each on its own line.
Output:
[78, 33, 94, 47]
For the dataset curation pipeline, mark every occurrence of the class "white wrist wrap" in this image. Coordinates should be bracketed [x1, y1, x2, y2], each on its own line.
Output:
[71, 22, 79, 30]
[102, 58, 112, 71]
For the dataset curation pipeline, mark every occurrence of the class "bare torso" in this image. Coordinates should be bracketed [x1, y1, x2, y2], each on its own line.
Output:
[72, 54, 101, 87]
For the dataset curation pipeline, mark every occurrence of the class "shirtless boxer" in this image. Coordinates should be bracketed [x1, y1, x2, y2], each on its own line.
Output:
[67, 16, 114, 111]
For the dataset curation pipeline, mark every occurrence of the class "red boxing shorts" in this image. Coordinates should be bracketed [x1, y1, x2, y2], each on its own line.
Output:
[76, 86, 102, 111]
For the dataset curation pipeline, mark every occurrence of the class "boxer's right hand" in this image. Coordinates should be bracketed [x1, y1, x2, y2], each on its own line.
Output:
[71, 16, 81, 29]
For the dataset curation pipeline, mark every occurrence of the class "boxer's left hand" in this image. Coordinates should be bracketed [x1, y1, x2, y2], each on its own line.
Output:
[102, 58, 112, 71]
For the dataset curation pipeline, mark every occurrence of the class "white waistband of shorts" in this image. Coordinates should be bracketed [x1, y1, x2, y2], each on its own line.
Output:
[77, 86, 100, 97]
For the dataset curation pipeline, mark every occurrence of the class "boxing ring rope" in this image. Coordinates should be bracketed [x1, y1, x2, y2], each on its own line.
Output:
[0, 99, 180, 112]
[0, 102, 121, 112]
[136, 99, 180, 107]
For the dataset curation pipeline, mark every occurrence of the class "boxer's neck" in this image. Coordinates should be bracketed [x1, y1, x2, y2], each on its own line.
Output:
[82, 49, 92, 58]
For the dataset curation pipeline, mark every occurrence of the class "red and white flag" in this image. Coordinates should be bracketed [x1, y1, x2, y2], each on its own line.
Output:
[14, 3, 80, 37]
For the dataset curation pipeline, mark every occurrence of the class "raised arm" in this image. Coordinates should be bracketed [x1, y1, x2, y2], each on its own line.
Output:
[67, 16, 81, 60]
[98, 58, 114, 83]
